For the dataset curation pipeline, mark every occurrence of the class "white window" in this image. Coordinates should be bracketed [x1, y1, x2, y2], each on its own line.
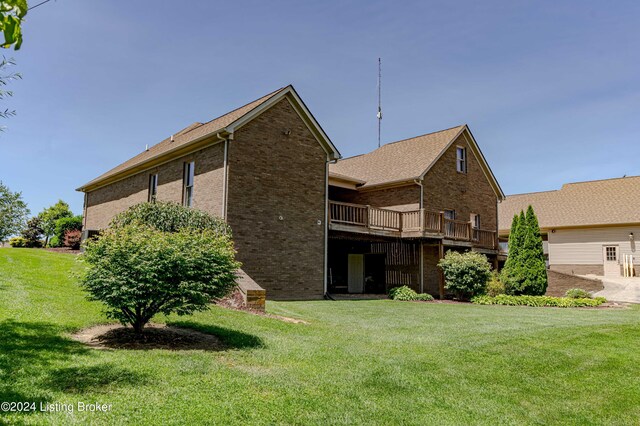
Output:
[148, 174, 158, 203]
[183, 162, 195, 207]
[456, 147, 467, 173]
[471, 213, 481, 229]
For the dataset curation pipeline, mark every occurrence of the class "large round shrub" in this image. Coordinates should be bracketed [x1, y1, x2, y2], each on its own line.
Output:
[110, 201, 231, 235]
[438, 250, 492, 300]
[81, 203, 239, 333]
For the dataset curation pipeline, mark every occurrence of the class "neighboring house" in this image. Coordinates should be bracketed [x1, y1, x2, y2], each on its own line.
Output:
[498, 176, 640, 278]
[327, 125, 504, 298]
[78, 85, 504, 300]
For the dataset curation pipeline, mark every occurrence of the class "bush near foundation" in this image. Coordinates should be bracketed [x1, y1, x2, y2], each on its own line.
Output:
[388, 286, 434, 301]
[486, 271, 506, 297]
[472, 294, 606, 308]
[438, 251, 492, 300]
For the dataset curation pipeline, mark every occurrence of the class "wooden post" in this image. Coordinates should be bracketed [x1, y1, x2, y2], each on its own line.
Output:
[365, 205, 370, 228]
[438, 241, 445, 299]
[439, 212, 445, 234]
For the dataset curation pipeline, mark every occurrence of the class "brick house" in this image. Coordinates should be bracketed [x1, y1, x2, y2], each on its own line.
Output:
[78, 85, 504, 300]
[328, 125, 504, 298]
[78, 86, 340, 301]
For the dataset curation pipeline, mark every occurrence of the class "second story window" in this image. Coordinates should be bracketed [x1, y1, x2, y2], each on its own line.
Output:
[148, 174, 158, 203]
[183, 161, 195, 207]
[471, 213, 481, 229]
[456, 147, 467, 173]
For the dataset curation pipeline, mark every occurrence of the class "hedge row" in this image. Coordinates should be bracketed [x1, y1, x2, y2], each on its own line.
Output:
[471, 294, 607, 308]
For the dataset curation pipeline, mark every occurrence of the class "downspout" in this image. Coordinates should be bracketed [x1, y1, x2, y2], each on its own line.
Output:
[221, 137, 229, 219]
[324, 156, 337, 299]
[414, 179, 424, 294]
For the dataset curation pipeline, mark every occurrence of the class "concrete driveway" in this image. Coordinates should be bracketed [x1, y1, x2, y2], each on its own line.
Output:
[584, 276, 640, 303]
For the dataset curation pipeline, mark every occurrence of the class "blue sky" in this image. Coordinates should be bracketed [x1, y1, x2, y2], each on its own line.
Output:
[1, 0, 639, 215]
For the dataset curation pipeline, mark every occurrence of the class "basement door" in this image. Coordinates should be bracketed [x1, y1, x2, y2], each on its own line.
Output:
[348, 254, 364, 293]
[603, 245, 621, 277]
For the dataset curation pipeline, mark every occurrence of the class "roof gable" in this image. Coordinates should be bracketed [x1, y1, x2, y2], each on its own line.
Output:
[78, 85, 340, 192]
[330, 125, 504, 199]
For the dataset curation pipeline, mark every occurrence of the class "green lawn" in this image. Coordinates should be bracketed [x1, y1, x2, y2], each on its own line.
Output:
[1, 248, 640, 425]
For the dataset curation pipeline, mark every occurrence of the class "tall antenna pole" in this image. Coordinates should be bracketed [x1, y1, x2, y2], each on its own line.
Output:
[377, 57, 382, 148]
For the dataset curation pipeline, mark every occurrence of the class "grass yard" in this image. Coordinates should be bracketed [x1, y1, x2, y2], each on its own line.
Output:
[1, 248, 640, 425]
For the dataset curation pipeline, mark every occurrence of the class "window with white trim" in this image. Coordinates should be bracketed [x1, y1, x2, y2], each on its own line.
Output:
[471, 213, 480, 229]
[183, 161, 195, 207]
[456, 147, 467, 173]
[148, 174, 158, 203]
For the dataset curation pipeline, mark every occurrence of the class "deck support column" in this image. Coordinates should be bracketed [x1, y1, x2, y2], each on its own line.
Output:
[438, 241, 445, 299]
[419, 243, 424, 293]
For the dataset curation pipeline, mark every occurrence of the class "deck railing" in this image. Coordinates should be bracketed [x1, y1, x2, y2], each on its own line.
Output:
[329, 200, 497, 249]
[443, 218, 471, 240]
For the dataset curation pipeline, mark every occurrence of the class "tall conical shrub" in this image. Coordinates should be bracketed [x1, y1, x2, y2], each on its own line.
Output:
[501, 211, 526, 294]
[519, 205, 548, 295]
[503, 214, 522, 274]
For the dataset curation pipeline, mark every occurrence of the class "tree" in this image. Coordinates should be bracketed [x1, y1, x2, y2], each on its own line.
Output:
[501, 211, 526, 294]
[502, 207, 547, 295]
[0, 0, 27, 50]
[438, 250, 492, 300]
[81, 202, 240, 334]
[38, 200, 73, 246]
[20, 216, 43, 247]
[0, 1, 27, 127]
[0, 180, 28, 242]
[0, 56, 20, 121]
[54, 215, 82, 245]
[502, 213, 522, 274]
[518, 205, 548, 295]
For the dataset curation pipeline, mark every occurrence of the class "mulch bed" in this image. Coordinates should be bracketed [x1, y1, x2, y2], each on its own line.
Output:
[71, 323, 226, 351]
[43, 247, 80, 254]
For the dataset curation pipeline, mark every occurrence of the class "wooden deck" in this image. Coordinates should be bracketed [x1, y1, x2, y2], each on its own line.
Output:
[329, 200, 498, 250]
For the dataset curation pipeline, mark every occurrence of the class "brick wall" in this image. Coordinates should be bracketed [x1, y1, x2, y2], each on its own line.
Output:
[226, 98, 327, 300]
[84, 143, 225, 230]
[422, 133, 498, 232]
[329, 184, 420, 211]
[550, 264, 604, 276]
[546, 270, 603, 296]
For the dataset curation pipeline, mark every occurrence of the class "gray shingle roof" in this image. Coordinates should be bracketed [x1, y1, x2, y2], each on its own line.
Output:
[499, 175, 640, 232]
[330, 125, 465, 188]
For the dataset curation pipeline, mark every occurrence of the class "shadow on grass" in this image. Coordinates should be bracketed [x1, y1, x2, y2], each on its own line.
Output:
[168, 320, 264, 350]
[44, 365, 149, 393]
[0, 320, 148, 414]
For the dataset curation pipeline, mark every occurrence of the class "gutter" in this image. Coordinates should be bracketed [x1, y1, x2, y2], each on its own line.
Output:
[414, 179, 424, 294]
[77, 130, 232, 193]
[220, 133, 229, 219]
[324, 156, 338, 298]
